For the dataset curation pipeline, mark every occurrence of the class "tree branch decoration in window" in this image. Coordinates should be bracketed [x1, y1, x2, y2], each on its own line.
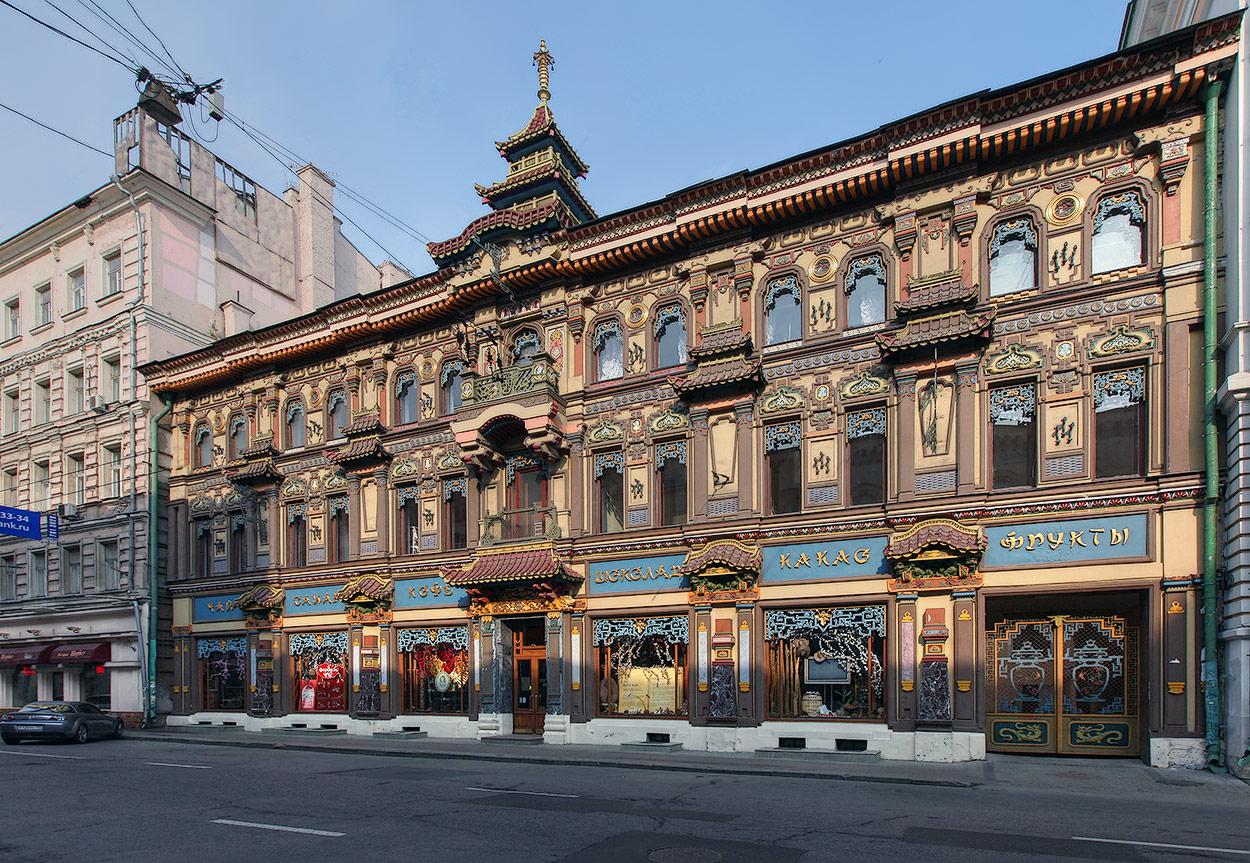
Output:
[328, 497, 349, 516]
[443, 477, 467, 501]
[394, 369, 416, 396]
[1093, 367, 1145, 413]
[989, 383, 1036, 426]
[593, 451, 624, 479]
[760, 385, 804, 414]
[656, 440, 687, 467]
[840, 371, 890, 400]
[846, 408, 886, 439]
[764, 606, 886, 702]
[397, 626, 469, 652]
[197, 636, 248, 658]
[287, 503, 307, 523]
[594, 616, 689, 645]
[765, 421, 802, 452]
[1093, 191, 1146, 231]
[396, 485, 420, 506]
[594, 320, 622, 350]
[288, 631, 349, 660]
[650, 408, 689, 433]
[765, 275, 799, 310]
[587, 419, 623, 444]
[1087, 324, 1155, 358]
[506, 451, 546, 485]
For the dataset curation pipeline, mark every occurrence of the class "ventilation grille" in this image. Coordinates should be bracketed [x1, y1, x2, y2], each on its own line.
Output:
[1045, 453, 1084, 477]
[807, 485, 839, 505]
[421, 534, 437, 549]
[628, 507, 648, 526]
[916, 470, 957, 492]
[707, 497, 738, 516]
[308, 547, 326, 563]
[360, 540, 378, 555]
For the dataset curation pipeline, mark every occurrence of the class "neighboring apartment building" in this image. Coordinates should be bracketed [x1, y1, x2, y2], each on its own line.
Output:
[1124, 0, 1250, 775]
[0, 97, 385, 725]
[143, 23, 1236, 766]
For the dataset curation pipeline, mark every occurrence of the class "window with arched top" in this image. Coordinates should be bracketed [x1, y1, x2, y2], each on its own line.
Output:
[326, 390, 348, 439]
[764, 275, 802, 346]
[395, 370, 419, 425]
[654, 305, 687, 369]
[286, 400, 305, 449]
[1091, 191, 1146, 274]
[195, 424, 212, 468]
[513, 330, 542, 366]
[845, 256, 886, 328]
[228, 415, 248, 461]
[594, 320, 624, 381]
[441, 362, 464, 416]
[988, 219, 1038, 296]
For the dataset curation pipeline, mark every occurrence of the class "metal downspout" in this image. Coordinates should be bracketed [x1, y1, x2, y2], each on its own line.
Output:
[1203, 76, 1226, 771]
[147, 394, 172, 726]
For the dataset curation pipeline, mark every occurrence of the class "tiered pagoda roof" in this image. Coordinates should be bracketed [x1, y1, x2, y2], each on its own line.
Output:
[876, 269, 994, 357]
[670, 320, 763, 399]
[442, 543, 580, 587]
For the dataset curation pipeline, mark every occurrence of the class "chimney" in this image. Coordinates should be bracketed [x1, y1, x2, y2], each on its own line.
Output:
[294, 163, 337, 312]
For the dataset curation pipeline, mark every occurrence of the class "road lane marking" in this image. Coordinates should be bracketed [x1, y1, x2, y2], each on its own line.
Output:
[0, 749, 85, 760]
[211, 819, 344, 837]
[1073, 836, 1250, 856]
[145, 761, 211, 769]
[465, 786, 579, 798]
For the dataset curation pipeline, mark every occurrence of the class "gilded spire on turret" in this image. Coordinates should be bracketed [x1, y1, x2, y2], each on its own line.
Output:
[534, 39, 554, 103]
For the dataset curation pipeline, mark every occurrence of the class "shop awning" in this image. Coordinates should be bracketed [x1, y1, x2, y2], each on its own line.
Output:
[49, 642, 111, 664]
[0, 644, 55, 666]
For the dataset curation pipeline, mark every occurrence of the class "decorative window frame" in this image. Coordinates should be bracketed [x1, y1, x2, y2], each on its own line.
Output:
[840, 251, 889, 330]
[396, 485, 421, 507]
[443, 476, 467, 501]
[325, 389, 348, 438]
[440, 359, 466, 415]
[985, 212, 1042, 298]
[652, 301, 689, 369]
[194, 424, 213, 468]
[394, 368, 420, 425]
[760, 269, 806, 347]
[593, 615, 690, 646]
[285, 399, 305, 448]
[505, 451, 547, 485]
[511, 328, 542, 364]
[1091, 364, 1147, 413]
[1088, 182, 1152, 274]
[845, 406, 887, 440]
[328, 496, 350, 517]
[227, 414, 247, 460]
[988, 381, 1037, 426]
[764, 420, 802, 452]
[655, 439, 687, 469]
[396, 626, 469, 652]
[594, 450, 625, 478]
[591, 317, 625, 382]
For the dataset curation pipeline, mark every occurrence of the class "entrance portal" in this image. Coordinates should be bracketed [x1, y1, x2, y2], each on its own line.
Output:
[512, 621, 547, 734]
[986, 615, 1139, 756]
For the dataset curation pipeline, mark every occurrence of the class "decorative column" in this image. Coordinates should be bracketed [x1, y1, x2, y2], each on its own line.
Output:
[379, 621, 394, 716]
[1161, 578, 1196, 734]
[349, 623, 363, 715]
[545, 612, 567, 742]
[475, 616, 498, 734]
[569, 613, 586, 723]
[171, 627, 192, 715]
[567, 431, 585, 535]
[918, 608, 952, 725]
[896, 594, 918, 730]
[694, 607, 711, 720]
[735, 603, 756, 724]
[955, 363, 979, 494]
[347, 475, 362, 561]
[691, 407, 709, 522]
[951, 590, 977, 727]
[895, 372, 917, 501]
[372, 468, 389, 555]
[733, 401, 754, 514]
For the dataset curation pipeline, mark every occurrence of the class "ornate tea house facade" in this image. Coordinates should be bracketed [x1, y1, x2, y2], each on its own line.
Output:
[143, 25, 1239, 765]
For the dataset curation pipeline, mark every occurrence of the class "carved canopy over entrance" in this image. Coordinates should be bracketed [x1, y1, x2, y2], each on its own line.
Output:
[885, 518, 986, 593]
[682, 538, 762, 604]
[442, 542, 583, 616]
[234, 582, 284, 624]
[333, 574, 394, 622]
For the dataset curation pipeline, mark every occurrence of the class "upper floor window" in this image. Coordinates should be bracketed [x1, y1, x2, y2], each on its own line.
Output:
[398, 487, 420, 555]
[103, 251, 123, 297]
[286, 401, 305, 449]
[594, 451, 625, 532]
[988, 219, 1038, 296]
[195, 424, 213, 467]
[395, 370, 420, 425]
[326, 390, 348, 439]
[1, 466, 15, 507]
[2, 390, 17, 435]
[441, 362, 464, 416]
[989, 383, 1037, 489]
[764, 276, 802, 346]
[327, 497, 350, 564]
[34, 379, 50, 425]
[68, 268, 85, 312]
[1092, 191, 1146, 274]
[66, 368, 84, 415]
[102, 356, 121, 403]
[845, 256, 886, 328]
[1093, 367, 1146, 478]
[228, 415, 248, 460]
[444, 478, 468, 550]
[594, 321, 624, 381]
[513, 330, 541, 366]
[655, 305, 687, 369]
[5, 298, 20, 340]
[765, 421, 802, 514]
[194, 520, 213, 578]
[229, 515, 248, 574]
[656, 441, 687, 526]
[846, 408, 886, 506]
[35, 284, 51, 327]
[287, 506, 307, 568]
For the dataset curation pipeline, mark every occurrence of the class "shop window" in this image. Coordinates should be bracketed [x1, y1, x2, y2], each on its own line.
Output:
[326, 390, 348, 439]
[397, 627, 470, 714]
[990, 383, 1037, 489]
[764, 275, 802, 346]
[194, 520, 213, 578]
[594, 320, 624, 381]
[1093, 367, 1146, 478]
[229, 516, 247, 573]
[327, 497, 350, 564]
[1092, 191, 1146, 274]
[988, 218, 1038, 296]
[594, 452, 625, 533]
[513, 329, 541, 366]
[286, 401, 305, 449]
[398, 488, 420, 555]
[11, 666, 37, 706]
[765, 605, 886, 720]
[287, 506, 307, 568]
[654, 305, 687, 369]
[766, 422, 802, 515]
[289, 632, 348, 712]
[594, 616, 689, 717]
[656, 441, 687, 526]
[444, 479, 467, 550]
[846, 408, 886, 505]
[395, 370, 420, 425]
[228, 415, 247, 460]
[198, 637, 246, 711]
[845, 255, 886, 328]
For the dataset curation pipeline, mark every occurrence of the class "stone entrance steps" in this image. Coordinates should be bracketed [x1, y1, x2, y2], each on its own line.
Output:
[482, 734, 545, 745]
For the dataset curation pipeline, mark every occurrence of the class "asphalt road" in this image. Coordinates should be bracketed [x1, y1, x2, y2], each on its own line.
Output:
[1, 738, 1247, 862]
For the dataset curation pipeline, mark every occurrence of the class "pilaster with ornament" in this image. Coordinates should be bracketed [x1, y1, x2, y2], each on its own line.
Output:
[896, 594, 918, 731]
[733, 250, 755, 331]
[956, 362, 979, 494]
[894, 210, 917, 260]
[951, 589, 977, 727]
[1161, 577, 1195, 732]
[917, 607, 951, 725]
[734, 399, 755, 514]
[687, 265, 709, 312]
[895, 372, 917, 500]
[952, 194, 978, 246]
[1159, 136, 1190, 196]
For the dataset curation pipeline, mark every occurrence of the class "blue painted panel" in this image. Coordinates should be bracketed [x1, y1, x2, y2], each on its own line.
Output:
[0, 505, 41, 539]
[284, 584, 346, 615]
[587, 554, 689, 593]
[393, 577, 469, 609]
[192, 594, 245, 622]
[983, 514, 1148, 567]
[761, 536, 890, 582]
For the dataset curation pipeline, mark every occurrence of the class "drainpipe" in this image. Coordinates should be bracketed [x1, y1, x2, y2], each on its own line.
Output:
[146, 394, 172, 725]
[1202, 76, 1225, 771]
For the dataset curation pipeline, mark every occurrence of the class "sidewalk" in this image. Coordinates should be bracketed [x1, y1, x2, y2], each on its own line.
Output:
[127, 725, 1250, 800]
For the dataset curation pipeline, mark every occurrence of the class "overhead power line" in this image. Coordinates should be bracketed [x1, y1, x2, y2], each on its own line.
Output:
[74, 0, 181, 80]
[0, 100, 112, 158]
[122, 0, 187, 81]
[0, 0, 134, 70]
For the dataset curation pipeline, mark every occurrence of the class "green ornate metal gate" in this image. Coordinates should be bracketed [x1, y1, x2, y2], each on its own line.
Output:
[986, 616, 1138, 756]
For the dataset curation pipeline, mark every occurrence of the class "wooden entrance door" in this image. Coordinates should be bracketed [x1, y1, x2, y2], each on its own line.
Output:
[986, 615, 1139, 756]
[512, 622, 548, 734]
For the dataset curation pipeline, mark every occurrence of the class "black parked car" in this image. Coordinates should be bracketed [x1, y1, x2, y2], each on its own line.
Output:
[1, 702, 124, 744]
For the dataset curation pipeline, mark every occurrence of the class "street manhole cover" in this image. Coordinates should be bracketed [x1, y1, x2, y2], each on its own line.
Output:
[647, 850, 724, 863]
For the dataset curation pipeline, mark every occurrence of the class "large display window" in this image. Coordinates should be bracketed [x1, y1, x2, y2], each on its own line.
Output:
[289, 632, 348, 712]
[765, 605, 886, 721]
[198, 637, 247, 711]
[594, 616, 688, 717]
[397, 627, 470, 714]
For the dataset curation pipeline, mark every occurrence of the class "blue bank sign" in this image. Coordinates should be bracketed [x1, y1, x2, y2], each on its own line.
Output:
[982, 513, 1149, 567]
[762, 535, 890, 582]
[193, 593, 246, 622]
[0, 505, 41, 540]
[587, 554, 689, 593]
[284, 584, 346, 615]
[394, 578, 469, 609]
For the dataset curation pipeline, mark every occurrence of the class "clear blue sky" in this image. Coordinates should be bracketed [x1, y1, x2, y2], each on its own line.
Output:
[0, 1, 1130, 275]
